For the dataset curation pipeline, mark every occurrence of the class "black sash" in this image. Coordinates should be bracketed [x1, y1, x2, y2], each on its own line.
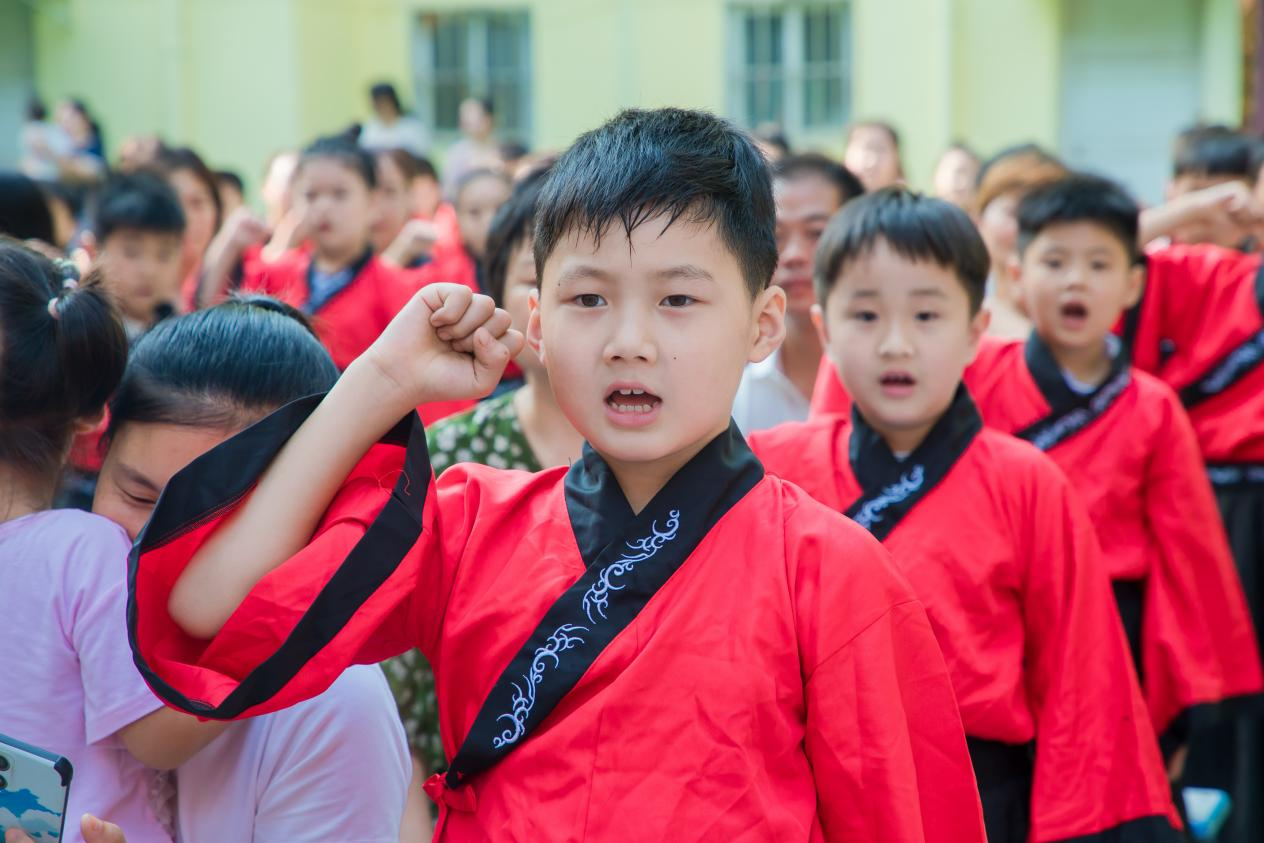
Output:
[1207, 462, 1264, 488]
[844, 385, 982, 542]
[1176, 262, 1264, 409]
[443, 422, 764, 788]
[1014, 334, 1131, 452]
[304, 247, 374, 315]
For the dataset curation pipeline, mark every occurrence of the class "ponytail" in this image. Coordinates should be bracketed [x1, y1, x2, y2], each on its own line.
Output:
[0, 240, 127, 483]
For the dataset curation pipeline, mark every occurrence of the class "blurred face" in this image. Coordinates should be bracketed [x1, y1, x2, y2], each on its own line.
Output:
[98, 230, 183, 322]
[844, 126, 901, 191]
[1015, 221, 1142, 357]
[933, 149, 979, 210]
[218, 180, 244, 218]
[502, 238, 543, 374]
[372, 155, 415, 250]
[412, 174, 443, 219]
[262, 152, 299, 226]
[1169, 173, 1252, 247]
[56, 103, 91, 143]
[978, 191, 1020, 274]
[94, 422, 237, 540]
[295, 158, 374, 260]
[372, 94, 399, 122]
[773, 174, 843, 324]
[817, 240, 986, 453]
[168, 168, 219, 271]
[459, 100, 493, 140]
[529, 215, 784, 473]
[456, 174, 511, 258]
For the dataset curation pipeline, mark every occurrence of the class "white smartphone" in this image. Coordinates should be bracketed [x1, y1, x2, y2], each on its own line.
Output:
[0, 733, 73, 841]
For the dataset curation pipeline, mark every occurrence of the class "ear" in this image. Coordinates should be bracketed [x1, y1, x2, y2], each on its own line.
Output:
[525, 287, 545, 366]
[1123, 263, 1145, 309]
[748, 285, 786, 364]
[74, 409, 105, 435]
[810, 302, 829, 348]
[964, 305, 992, 365]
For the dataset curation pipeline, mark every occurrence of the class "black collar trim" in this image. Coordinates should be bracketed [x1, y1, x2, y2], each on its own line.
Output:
[304, 246, 375, 314]
[1015, 333, 1131, 451]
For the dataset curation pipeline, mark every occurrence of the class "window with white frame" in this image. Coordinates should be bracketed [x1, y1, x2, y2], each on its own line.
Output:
[729, 3, 852, 140]
[413, 11, 532, 142]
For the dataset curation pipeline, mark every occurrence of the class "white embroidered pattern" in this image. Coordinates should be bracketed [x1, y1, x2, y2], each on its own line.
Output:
[1030, 370, 1130, 451]
[582, 510, 682, 623]
[853, 466, 925, 529]
[493, 624, 589, 749]
[490, 510, 683, 750]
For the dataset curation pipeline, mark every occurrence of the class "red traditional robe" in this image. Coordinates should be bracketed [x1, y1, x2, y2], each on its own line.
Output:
[128, 403, 986, 843]
[749, 388, 1180, 843]
[966, 336, 1263, 745]
[239, 247, 419, 370]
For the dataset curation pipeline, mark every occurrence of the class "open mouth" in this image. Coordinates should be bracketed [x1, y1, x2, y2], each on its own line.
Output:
[1060, 301, 1089, 321]
[880, 371, 916, 388]
[605, 387, 662, 415]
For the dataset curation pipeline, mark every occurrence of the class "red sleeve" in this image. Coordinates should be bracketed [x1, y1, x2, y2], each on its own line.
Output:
[128, 396, 461, 720]
[784, 484, 986, 843]
[1018, 466, 1179, 840]
[1139, 388, 1263, 734]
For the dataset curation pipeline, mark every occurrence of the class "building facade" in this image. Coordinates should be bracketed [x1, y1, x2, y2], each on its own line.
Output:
[3, 0, 1245, 203]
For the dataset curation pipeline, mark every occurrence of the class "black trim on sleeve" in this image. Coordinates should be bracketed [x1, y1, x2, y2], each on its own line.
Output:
[126, 392, 430, 720]
[443, 422, 764, 788]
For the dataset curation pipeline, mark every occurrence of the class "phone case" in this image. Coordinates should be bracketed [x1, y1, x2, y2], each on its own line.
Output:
[0, 733, 73, 840]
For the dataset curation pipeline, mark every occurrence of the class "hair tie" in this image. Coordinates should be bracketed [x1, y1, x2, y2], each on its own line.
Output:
[47, 297, 61, 320]
[63, 277, 79, 290]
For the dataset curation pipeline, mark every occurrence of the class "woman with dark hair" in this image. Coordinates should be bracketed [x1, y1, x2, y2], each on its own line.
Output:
[92, 295, 410, 843]
[54, 98, 107, 185]
[361, 81, 429, 156]
[153, 147, 224, 308]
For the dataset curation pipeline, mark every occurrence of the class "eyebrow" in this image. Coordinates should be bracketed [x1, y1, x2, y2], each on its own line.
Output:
[652, 264, 715, 283]
[117, 464, 162, 495]
[555, 264, 617, 286]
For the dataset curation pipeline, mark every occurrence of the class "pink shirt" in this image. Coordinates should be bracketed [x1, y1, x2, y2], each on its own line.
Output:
[0, 510, 169, 843]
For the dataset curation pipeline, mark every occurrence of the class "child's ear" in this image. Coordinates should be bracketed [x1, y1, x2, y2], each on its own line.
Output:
[965, 305, 992, 364]
[810, 302, 829, 348]
[526, 288, 545, 365]
[74, 409, 106, 435]
[1123, 263, 1146, 309]
[749, 284, 786, 364]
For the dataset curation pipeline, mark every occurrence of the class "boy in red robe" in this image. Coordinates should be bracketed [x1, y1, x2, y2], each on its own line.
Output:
[128, 109, 986, 842]
[748, 189, 1180, 843]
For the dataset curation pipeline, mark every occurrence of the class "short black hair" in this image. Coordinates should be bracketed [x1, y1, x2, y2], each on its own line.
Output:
[413, 155, 439, 182]
[0, 173, 55, 243]
[108, 295, 338, 439]
[485, 165, 552, 306]
[1173, 124, 1257, 179]
[815, 187, 989, 313]
[216, 169, 244, 194]
[370, 82, 403, 114]
[297, 135, 377, 189]
[93, 171, 186, 242]
[1016, 174, 1141, 265]
[773, 153, 865, 206]
[534, 107, 777, 297]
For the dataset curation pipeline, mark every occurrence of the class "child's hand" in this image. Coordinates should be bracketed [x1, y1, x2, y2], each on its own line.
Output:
[382, 219, 439, 267]
[223, 207, 269, 253]
[5, 816, 127, 843]
[358, 283, 524, 411]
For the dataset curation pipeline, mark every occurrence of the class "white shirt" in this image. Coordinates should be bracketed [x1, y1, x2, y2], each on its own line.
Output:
[359, 115, 430, 156]
[175, 666, 410, 843]
[731, 347, 812, 434]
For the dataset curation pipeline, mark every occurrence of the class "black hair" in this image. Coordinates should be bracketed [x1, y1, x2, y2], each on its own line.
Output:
[26, 96, 46, 122]
[753, 123, 792, 158]
[466, 97, 494, 118]
[1173, 124, 1257, 179]
[499, 140, 530, 163]
[0, 241, 128, 486]
[0, 173, 55, 244]
[485, 165, 553, 306]
[154, 146, 225, 231]
[413, 155, 439, 182]
[370, 82, 404, 115]
[976, 142, 1061, 186]
[296, 135, 377, 189]
[108, 295, 338, 439]
[1016, 174, 1141, 265]
[92, 172, 186, 242]
[375, 148, 422, 184]
[773, 153, 865, 205]
[216, 169, 245, 194]
[815, 187, 989, 313]
[534, 107, 777, 297]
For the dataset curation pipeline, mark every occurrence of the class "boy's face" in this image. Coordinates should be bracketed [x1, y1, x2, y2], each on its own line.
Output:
[456, 175, 511, 259]
[816, 240, 987, 452]
[529, 214, 784, 469]
[1015, 221, 1142, 356]
[295, 158, 374, 260]
[98, 229, 183, 323]
[773, 174, 842, 324]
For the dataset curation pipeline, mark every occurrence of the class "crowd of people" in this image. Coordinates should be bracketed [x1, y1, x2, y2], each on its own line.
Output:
[1, 79, 1264, 843]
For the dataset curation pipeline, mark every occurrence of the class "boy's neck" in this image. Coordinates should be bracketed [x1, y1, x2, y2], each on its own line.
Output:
[602, 422, 729, 515]
[1045, 335, 1114, 387]
[515, 372, 584, 468]
[778, 317, 823, 401]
